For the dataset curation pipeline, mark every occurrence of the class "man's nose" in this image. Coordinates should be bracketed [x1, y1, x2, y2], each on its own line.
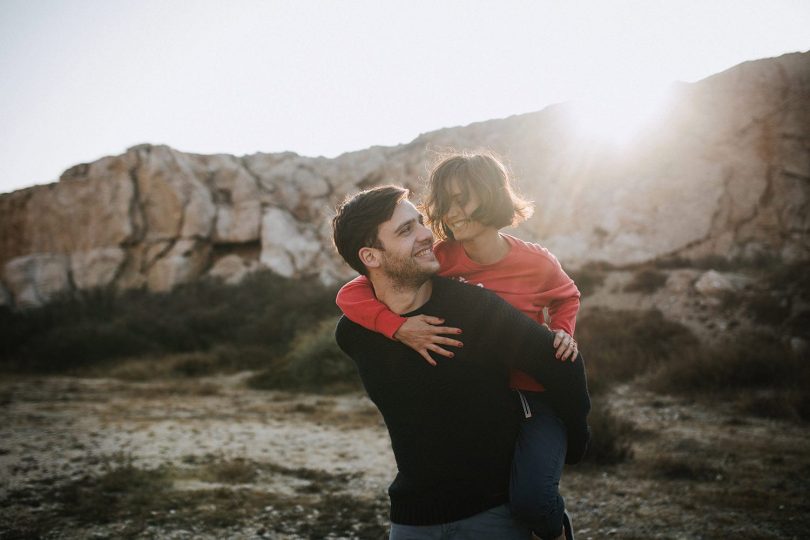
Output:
[416, 221, 433, 242]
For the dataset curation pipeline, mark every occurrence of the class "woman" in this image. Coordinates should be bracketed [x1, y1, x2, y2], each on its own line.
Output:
[337, 151, 580, 540]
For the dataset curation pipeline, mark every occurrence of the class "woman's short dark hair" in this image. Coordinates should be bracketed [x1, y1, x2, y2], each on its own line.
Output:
[332, 185, 410, 276]
[422, 151, 534, 241]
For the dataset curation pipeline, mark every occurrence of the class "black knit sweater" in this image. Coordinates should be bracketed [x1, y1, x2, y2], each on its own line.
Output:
[335, 276, 590, 526]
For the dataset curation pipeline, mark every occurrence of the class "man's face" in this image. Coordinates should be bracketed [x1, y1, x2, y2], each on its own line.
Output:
[375, 200, 439, 286]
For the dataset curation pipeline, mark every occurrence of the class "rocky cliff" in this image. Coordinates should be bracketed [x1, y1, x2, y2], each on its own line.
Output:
[1, 52, 808, 308]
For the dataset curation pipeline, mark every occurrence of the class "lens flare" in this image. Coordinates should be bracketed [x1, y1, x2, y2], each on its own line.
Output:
[566, 86, 674, 146]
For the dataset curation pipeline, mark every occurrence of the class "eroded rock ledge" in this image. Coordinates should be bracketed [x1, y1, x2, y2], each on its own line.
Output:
[1, 52, 808, 308]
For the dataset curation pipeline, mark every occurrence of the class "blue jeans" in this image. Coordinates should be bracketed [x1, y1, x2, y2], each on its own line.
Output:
[510, 393, 568, 540]
[389, 504, 531, 539]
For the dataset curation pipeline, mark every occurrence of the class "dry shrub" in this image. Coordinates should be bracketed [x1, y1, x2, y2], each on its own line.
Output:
[646, 332, 810, 422]
[649, 455, 721, 481]
[568, 263, 609, 297]
[581, 398, 636, 465]
[201, 457, 258, 484]
[89, 345, 269, 381]
[58, 453, 172, 525]
[576, 308, 698, 387]
[47, 453, 387, 537]
[738, 388, 810, 422]
[624, 268, 668, 293]
[746, 291, 791, 326]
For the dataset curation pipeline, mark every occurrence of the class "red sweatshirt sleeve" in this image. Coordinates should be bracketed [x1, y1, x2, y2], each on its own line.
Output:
[545, 284, 580, 335]
[534, 252, 581, 336]
[335, 275, 407, 340]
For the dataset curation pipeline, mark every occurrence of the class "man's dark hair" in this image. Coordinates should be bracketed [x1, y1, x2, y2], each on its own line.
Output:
[332, 185, 410, 276]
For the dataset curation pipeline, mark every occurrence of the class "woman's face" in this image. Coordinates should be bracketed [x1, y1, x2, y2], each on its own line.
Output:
[442, 178, 490, 242]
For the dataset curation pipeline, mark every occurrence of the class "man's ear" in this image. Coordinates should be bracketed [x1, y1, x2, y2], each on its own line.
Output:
[358, 247, 381, 270]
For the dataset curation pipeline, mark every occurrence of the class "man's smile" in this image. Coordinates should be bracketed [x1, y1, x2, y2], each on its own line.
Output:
[413, 245, 434, 259]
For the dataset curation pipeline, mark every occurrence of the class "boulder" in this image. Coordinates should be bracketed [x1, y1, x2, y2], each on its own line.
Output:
[694, 270, 737, 297]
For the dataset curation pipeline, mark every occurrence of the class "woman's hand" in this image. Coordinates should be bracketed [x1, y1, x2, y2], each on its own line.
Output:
[552, 330, 578, 361]
[393, 315, 463, 366]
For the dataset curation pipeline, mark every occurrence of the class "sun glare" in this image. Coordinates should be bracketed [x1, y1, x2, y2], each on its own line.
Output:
[566, 86, 675, 146]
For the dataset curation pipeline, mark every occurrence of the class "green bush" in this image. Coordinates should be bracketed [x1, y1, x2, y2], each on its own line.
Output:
[0, 270, 340, 374]
[247, 317, 360, 392]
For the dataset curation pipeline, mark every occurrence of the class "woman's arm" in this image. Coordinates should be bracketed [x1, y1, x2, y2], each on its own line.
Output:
[336, 275, 406, 339]
[336, 275, 463, 365]
[534, 251, 581, 361]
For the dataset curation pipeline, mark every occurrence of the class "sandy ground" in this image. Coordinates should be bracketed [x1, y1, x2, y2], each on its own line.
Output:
[1, 373, 809, 539]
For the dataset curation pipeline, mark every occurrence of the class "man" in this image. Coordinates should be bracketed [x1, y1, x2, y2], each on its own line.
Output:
[332, 185, 590, 539]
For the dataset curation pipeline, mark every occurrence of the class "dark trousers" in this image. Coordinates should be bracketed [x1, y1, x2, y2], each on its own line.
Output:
[510, 393, 568, 540]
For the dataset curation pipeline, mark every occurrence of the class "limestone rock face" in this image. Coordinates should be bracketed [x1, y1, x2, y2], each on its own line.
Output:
[0, 153, 137, 269]
[260, 207, 322, 279]
[4, 254, 71, 308]
[195, 154, 262, 244]
[1, 52, 808, 308]
[70, 248, 126, 290]
[207, 254, 258, 285]
[146, 239, 211, 293]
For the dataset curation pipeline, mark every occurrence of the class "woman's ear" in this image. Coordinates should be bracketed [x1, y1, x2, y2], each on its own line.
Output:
[359, 247, 381, 270]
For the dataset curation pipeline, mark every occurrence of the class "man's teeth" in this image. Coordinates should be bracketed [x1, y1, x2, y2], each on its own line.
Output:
[415, 248, 431, 256]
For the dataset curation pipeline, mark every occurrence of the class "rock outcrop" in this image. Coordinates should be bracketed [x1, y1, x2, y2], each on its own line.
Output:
[1, 52, 808, 307]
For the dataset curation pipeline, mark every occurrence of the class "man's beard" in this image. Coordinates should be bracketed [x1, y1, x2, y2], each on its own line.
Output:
[379, 249, 437, 289]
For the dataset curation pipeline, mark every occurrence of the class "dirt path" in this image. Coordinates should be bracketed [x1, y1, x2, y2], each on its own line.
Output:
[1, 375, 809, 539]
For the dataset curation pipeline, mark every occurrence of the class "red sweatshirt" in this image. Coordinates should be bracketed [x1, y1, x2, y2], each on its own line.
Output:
[336, 233, 581, 392]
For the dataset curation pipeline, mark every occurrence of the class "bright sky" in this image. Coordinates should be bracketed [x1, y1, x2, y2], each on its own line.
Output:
[1, 0, 808, 194]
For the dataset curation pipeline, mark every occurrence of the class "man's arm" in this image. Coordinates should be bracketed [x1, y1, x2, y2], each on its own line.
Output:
[469, 285, 591, 464]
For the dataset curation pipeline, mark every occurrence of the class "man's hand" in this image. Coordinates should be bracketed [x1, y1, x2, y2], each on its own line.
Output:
[552, 330, 577, 361]
[394, 315, 463, 366]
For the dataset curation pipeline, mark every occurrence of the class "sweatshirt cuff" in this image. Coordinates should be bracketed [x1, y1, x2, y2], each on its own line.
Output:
[377, 310, 408, 340]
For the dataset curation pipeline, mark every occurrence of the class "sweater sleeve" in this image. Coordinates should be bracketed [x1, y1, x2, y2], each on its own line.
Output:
[474, 287, 591, 464]
[535, 252, 581, 335]
[335, 275, 407, 340]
